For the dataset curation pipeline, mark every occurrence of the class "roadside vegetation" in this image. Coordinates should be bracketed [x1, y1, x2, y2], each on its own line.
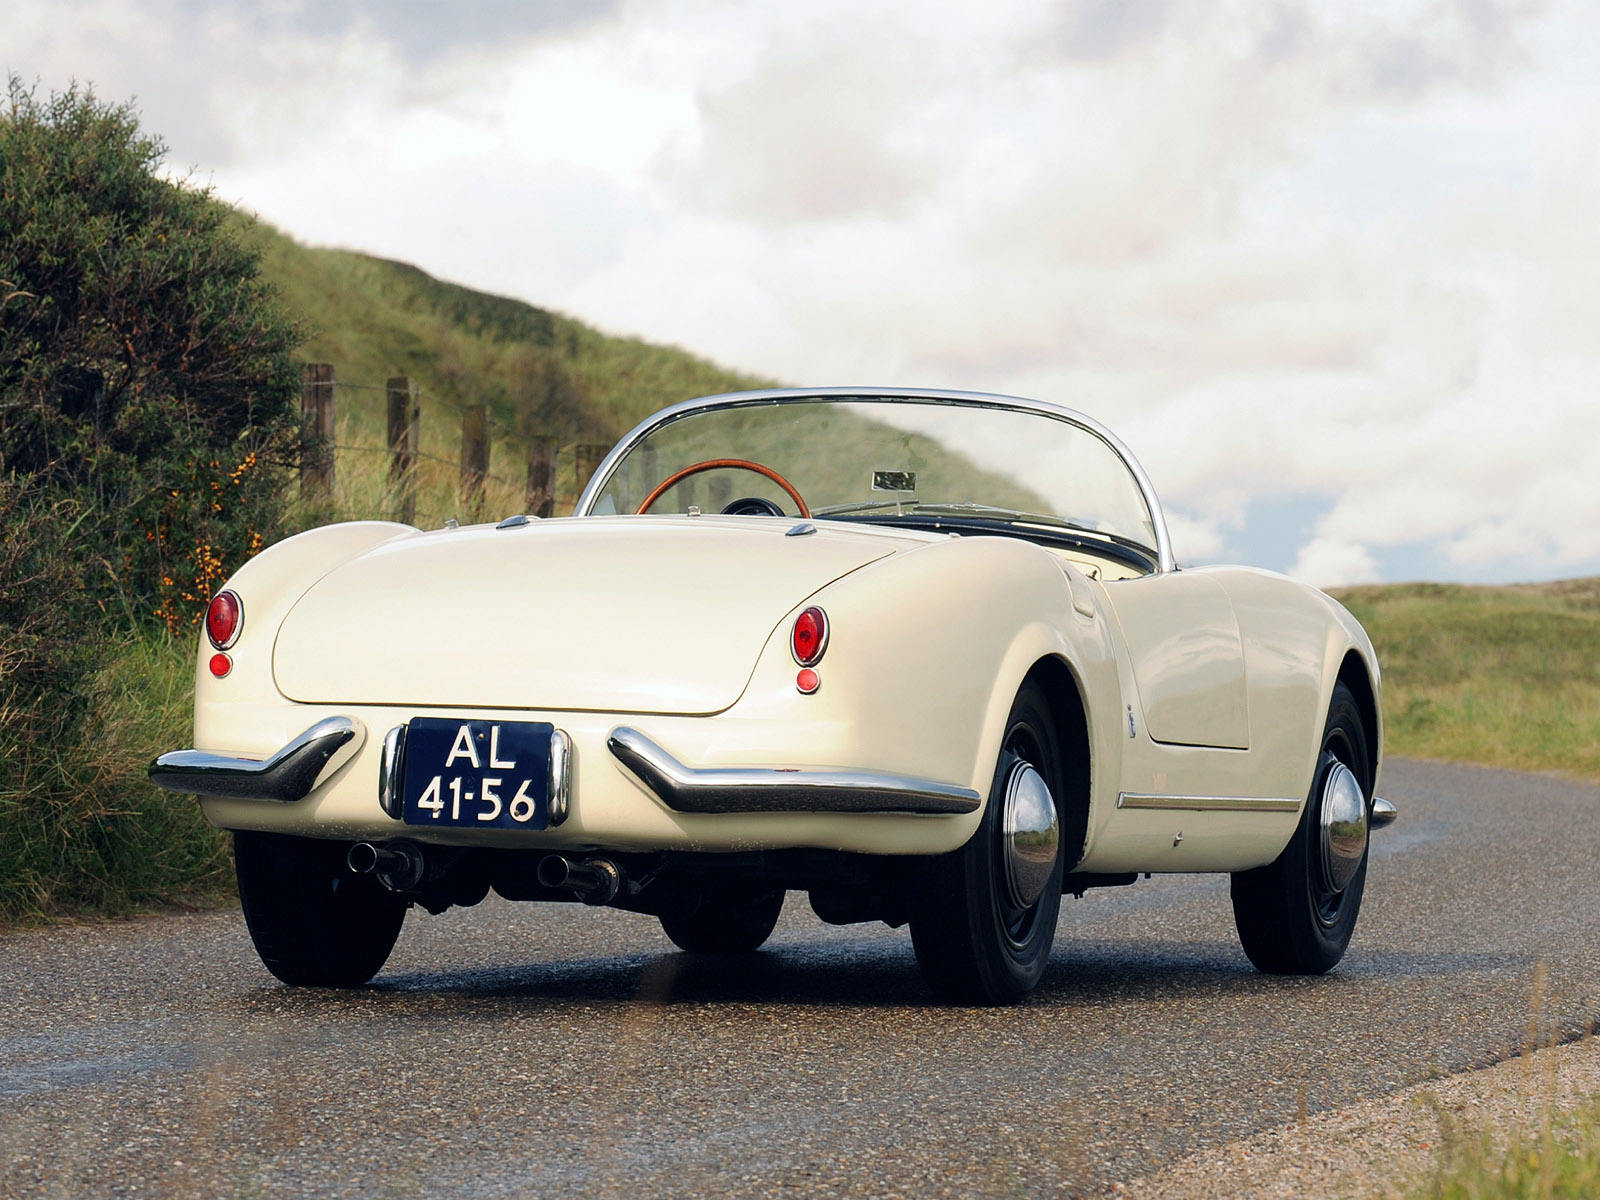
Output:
[251, 227, 770, 448]
[1333, 579, 1600, 784]
[0, 78, 301, 923]
[1415, 1102, 1600, 1199]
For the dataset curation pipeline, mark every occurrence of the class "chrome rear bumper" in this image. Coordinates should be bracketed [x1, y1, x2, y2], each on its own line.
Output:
[607, 726, 981, 816]
[1370, 796, 1397, 830]
[148, 717, 366, 802]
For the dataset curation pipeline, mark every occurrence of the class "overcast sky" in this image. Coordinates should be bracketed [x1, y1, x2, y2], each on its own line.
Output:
[6, 0, 1598, 585]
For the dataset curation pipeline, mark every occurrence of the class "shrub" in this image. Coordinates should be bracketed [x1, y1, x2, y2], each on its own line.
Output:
[0, 80, 300, 918]
[0, 76, 302, 634]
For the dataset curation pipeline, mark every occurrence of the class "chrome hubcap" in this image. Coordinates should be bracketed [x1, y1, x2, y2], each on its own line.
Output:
[1002, 761, 1059, 909]
[1319, 760, 1367, 894]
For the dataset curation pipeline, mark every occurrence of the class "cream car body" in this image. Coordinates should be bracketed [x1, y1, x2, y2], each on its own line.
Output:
[153, 388, 1390, 1003]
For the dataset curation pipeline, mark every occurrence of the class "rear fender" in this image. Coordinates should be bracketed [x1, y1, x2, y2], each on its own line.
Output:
[726, 537, 1122, 850]
[191, 522, 415, 756]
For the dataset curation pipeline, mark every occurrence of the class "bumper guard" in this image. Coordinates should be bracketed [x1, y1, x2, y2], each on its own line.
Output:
[148, 716, 366, 803]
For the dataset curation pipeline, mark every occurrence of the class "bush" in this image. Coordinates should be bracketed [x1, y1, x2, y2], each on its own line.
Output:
[0, 76, 303, 634]
[0, 80, 300, 919]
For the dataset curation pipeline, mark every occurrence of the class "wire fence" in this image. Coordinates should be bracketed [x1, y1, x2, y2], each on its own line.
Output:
[295, 364, 611, 530]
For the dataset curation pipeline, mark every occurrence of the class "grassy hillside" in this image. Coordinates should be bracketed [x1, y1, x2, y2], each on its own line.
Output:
[249, 221, 1057, 527]
[251, 222, 771, 440]
[1332, 578, 1600, 782]
[246, 222, 775, 524]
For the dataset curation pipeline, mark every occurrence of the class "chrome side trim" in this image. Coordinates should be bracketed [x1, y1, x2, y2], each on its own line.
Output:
[574, 388, 1175, 573]
[1370, 796, 1398, 830]
[148, 716, 366, 803]
[1117, 792, 1301, 813]
[607, 726, 981, 816]
[379, 725, 407, 819]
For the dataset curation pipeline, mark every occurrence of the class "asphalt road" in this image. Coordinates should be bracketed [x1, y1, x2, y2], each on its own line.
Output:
[2, 757, 1597, 1199]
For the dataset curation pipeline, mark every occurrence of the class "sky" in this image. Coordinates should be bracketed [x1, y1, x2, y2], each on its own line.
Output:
[5, 0, 1598, 585]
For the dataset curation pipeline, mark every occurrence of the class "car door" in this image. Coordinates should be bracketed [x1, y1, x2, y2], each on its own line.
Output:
[1098, 570, 1250, 750]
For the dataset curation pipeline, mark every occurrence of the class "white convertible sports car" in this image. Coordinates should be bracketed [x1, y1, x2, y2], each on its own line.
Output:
[151, 388, 1393, 1004]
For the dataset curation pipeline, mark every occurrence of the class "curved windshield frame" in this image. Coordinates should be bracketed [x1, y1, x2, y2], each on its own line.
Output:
[579, 389, 1171, 573]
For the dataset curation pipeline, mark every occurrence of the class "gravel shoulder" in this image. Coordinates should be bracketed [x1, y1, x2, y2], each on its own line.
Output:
[1124, 1032, 1600, 1199]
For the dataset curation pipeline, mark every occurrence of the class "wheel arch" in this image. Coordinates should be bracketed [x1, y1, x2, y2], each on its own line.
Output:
[1335, 649, 1382, 794]
[1021, 654, 1093, 873]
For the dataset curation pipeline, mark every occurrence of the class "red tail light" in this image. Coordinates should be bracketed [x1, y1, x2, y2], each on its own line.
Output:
[206, 590, 242, 650]
[791, 606, 828, 666]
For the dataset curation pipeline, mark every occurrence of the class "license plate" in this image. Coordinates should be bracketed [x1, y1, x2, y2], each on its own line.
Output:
[401, 718, 554, 830]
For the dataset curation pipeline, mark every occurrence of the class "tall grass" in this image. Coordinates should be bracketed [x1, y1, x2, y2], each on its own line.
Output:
[1333, 580, 1600, 783]
[290, 386, 594, 531]
[1417, 1101, 1600, 1199]
[0, 632, 232, 924]
[1409, 968, 1600, 1199]
[249, 224, 773, 452]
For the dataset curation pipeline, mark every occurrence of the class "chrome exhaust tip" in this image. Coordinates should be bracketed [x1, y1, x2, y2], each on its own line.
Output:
[348, 840, 426, 891]
[537, 854, 622, 905]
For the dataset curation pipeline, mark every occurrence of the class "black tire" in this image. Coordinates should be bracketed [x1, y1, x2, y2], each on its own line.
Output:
[909, 682, 1066, 1005]
[234, 831, 408, 987]
[659, 886, 785, 953]
[1230, 681, 1373, 974]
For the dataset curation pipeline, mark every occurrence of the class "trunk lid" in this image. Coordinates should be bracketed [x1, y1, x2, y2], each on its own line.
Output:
[273, 516, 908, 713]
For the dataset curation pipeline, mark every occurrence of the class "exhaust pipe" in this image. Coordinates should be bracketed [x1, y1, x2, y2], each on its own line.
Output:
[348, 840, 426, 892]
[537, 854, 622, 905]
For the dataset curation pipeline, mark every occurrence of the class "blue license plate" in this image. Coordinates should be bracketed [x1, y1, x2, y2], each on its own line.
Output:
[401, 718, 554, 830]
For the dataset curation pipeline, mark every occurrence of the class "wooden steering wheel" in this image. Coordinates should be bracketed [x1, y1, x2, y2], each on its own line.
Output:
[635, 458, 811, 517]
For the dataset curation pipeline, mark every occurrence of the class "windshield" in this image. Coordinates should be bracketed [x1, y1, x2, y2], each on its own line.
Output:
[587, 395, 1160, 566]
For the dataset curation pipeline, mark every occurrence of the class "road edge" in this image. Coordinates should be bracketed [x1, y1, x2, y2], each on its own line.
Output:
[1120, 1034, 1600, 1198]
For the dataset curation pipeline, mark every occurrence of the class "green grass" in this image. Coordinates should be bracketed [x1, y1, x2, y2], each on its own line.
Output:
[0, 631, 232, 924]
[1414, 1101, 1600, 1200]
[254, 229, 774, 440]
[246, 221, 779, 529]
[257, 229, 766, 429]
[1332, 579, 1600, 784]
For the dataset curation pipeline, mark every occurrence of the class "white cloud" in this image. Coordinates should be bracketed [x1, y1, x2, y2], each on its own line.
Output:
[1290, 536, 1379, 588]
[5, 0, 1599, 583]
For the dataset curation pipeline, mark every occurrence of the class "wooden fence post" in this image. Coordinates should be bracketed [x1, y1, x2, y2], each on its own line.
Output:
[300, 363, 335, 498]
[386, 376, 420, 525]
[573, 443, 607, 508]
[525, 435, 558, 519]
[460, 405, 489, 509]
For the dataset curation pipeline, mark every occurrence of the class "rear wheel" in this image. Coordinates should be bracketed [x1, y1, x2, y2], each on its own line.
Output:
[234, 831, 407, 987]
[1230, 681, 1373, 974]
[659, 885, 785, 953]
[909, 682, 1065, 1005]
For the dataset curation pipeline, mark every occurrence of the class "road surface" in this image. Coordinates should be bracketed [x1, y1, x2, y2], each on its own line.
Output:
[2, 758, 1596, 1198]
